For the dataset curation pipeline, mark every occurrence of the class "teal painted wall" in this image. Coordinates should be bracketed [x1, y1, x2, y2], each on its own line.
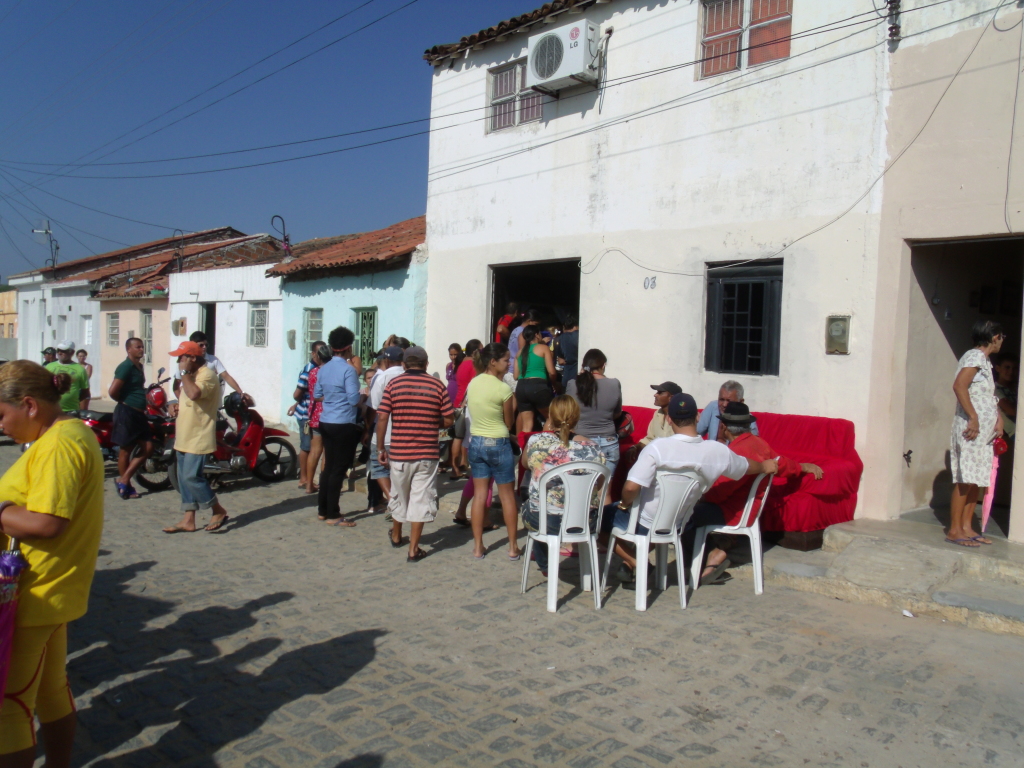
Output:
[278, 259, 427, 427]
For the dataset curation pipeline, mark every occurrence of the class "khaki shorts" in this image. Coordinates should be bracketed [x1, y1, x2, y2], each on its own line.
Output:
[387, 459, 439, 524]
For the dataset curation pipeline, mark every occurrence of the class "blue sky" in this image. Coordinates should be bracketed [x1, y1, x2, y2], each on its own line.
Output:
[0, 0, 534, 277]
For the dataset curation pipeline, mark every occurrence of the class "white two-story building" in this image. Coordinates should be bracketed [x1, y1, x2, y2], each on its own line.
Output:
[423, 0, 1024, 539]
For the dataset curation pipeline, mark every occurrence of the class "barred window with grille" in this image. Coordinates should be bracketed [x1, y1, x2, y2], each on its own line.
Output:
[303, 308, 323, 347]
[140, 309, 153, 363]
[353, 307, 377, 361]
[488, 60, 543, 133]
[704, 260, 783, 376]
[106, 313, 119, 347]
[700, 0, 792, 79]
[248, 302, 269, 348]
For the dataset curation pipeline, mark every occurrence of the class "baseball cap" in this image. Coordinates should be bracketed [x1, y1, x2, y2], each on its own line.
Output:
[56, 340, 76, 352]
[380, 346, 404, 362]
[720, 401, 756, 425]
[667, 392, 699, 421]
[650, 381, 682, 396]
[41, 346, 56, 355]
[403, 345, 428, 364]
[169, 341, 203, 357]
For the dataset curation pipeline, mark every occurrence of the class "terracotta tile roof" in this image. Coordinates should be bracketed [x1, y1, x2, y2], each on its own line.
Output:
[291, 232, 364, 258]
[91, 235, 284, 299]
[424, 0, 605, 64]
[8, 226, 247, 281]
[267, 216, 425, 278]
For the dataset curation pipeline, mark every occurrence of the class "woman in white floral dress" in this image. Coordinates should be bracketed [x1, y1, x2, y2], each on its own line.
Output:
[949, 320, 1005, 547]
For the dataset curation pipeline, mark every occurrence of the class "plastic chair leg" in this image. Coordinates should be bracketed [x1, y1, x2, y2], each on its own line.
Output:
[585, 539, 601, 610]
[547, 537, 560, 613]
[689, 526, 708, 592]
[520, 536, 534, 594]
[655, 543, 668, 591]
[634, 540, 649, 611]
[601, 533, 618, 597]
[750, 527, 764, 596]
[580, 540, 592, 593]
[674, 536, 688, 609]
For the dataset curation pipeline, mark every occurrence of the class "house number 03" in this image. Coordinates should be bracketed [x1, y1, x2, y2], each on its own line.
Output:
[644, 276, 657, 290]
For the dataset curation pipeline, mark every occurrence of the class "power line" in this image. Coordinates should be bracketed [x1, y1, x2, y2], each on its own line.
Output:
[1, 12, 889, 180]
[0, 0, 26, 28]
[0, 0, 82, 68]
[0, 0, 239, 150]
[0, 215, 39, 270]
[0, 5, 884, 171]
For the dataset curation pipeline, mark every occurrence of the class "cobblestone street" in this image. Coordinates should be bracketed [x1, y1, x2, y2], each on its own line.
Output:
[14, 442, 1022, 768]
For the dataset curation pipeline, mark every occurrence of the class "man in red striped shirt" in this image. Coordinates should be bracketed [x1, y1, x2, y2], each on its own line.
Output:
[376, 346, 455, 562]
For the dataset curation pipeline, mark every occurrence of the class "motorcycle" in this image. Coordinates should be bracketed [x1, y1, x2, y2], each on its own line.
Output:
[167, 391, 297, 490]
[77, 368, 175, 491]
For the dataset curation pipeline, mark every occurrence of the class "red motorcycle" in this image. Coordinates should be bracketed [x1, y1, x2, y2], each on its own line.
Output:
[167, 391, 297, 490]
[77, 368, 175, 491]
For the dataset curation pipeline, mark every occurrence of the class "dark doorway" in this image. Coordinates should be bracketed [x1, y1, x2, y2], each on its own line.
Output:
[902, 236, 1023, 538]
[491, 260, 581, 338]
[200, 303, 217, 353]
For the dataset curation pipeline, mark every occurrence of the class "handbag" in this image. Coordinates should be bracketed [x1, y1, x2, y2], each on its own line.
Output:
[614, 411, 635, 439]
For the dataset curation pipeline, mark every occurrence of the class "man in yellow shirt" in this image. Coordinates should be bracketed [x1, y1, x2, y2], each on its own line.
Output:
[162, 341, 229, 533]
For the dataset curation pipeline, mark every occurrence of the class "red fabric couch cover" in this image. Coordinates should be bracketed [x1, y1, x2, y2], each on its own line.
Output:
[615, 406, 862, 533]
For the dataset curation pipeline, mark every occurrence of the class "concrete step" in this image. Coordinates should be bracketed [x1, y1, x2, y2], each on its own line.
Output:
[728, 518, 1024, 637]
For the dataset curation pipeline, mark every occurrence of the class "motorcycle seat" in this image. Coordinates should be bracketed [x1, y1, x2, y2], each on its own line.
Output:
[78, 410, 113, 423]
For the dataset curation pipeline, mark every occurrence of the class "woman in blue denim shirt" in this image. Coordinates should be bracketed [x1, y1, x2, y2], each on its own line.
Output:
[565, 349, 621, 504]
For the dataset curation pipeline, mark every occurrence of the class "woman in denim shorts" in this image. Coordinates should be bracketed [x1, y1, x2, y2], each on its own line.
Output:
[465, 342, 521, 561]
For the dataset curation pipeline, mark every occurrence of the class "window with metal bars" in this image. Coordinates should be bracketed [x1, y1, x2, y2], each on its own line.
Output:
[140, 309, 153, 363]
[700, 0, 792, 79]
[353, 307, 377, 361]
[705, 261, 783, 376]
[106, 313, 119, 347]
[488, 60, 544, 132]
[248, 302, 269, 348]
[303, 308, 323, 347]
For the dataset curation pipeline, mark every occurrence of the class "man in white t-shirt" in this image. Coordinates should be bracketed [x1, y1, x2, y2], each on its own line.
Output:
[366, 347, 405, 516]
[605, 392, 777, 587]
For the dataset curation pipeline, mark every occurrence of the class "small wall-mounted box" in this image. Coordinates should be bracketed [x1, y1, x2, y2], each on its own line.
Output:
[826, 315, 851, 355]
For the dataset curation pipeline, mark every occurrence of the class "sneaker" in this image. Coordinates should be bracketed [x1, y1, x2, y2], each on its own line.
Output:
[384, 511, 393, 522]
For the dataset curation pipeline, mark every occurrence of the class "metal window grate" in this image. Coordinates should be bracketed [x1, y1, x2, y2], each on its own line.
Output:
[701, 0, 792, 78]
[140, 309, 152, 363]
[354, 308, 377, 361]
[705, 261, 783, 375]
[249, 302, 269, 348]
[489, 60, 543, 132]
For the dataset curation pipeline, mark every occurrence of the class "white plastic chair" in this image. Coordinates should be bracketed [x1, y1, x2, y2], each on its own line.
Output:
[520, 461, 611, 613]
[689, 472, 774, 596]
[601, 470, 704, 611]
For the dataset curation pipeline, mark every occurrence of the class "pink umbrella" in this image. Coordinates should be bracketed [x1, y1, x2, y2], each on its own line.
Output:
[0, 540, 26, 696]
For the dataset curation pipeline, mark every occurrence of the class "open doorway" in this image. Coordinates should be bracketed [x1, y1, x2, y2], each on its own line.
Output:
[490, 260, 581, 339]
[901, 236, 1023, 538]
[199, 303, 216, 353]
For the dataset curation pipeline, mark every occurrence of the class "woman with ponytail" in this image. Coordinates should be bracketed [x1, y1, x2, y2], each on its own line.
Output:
[520, 395, 604, 575]
[512, 324, 556, 434]
[566, 348, 622, 502]
[0, 361, 104, 766]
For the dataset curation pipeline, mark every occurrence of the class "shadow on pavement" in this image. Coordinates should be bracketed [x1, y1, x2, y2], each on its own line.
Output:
[222, 493, 318, 532]
[68, 560, 386, 766]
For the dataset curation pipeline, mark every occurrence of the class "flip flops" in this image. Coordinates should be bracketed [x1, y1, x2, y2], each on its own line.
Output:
[946, 537, 979, 548]
[162, 525, 195, 534]
[115, 481, 140, 500]
[205, 515, 229, 532]
[452, 517, 471, 527]
[702, 558, 732, 586]
[971, 536, 994, 545]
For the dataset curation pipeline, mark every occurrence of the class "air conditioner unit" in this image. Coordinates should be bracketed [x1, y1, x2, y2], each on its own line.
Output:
[526, 19, 600, 95]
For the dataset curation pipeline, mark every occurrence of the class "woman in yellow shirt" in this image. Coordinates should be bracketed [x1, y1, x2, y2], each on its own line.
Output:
[0, 361, 104, 767]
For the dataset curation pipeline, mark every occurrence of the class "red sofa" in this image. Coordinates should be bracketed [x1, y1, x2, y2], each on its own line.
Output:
[617, 406, 863, 547]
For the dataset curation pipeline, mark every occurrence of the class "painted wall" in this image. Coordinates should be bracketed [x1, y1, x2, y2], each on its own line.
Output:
[277, 256, 427, 428]
[12, 277, 102, 393]
[98, 299, 172, 398]
[169, 264, 284, 422]
[0, 290, 18, 340]
[425, 1, 889, 495]
[869, 4, 1024, 539]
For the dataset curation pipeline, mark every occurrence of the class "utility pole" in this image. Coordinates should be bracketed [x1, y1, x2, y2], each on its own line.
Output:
[31, 220, 59, 270]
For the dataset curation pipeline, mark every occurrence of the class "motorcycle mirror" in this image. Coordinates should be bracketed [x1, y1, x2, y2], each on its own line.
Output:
[158, 367, 166, 377]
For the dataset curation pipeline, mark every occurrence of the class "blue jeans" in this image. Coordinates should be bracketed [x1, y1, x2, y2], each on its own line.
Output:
[591, 435, 620, 478]
[369, 445, 390, 480]
[468, 437, 516, 485]
[177, 451, 217, 512]
[297, 419, 311, 452]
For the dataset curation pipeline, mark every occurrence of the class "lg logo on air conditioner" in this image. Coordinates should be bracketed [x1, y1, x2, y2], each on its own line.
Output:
[569, 26, 580, 48]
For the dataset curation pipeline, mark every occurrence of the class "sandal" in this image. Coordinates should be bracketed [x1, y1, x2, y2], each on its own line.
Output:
[205, 515, 229, 532]
[508, 551, 522, 562]
[701, 558, 731, 586]
[389, 531, 406, 549]
[407, 548, 428, 563]
[327, 517, 357, 528]
[971, 535, 994, 545]
[946, 537, 980, 548]
[124, 484, 141, 499]
[452, 517, 471, 527]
